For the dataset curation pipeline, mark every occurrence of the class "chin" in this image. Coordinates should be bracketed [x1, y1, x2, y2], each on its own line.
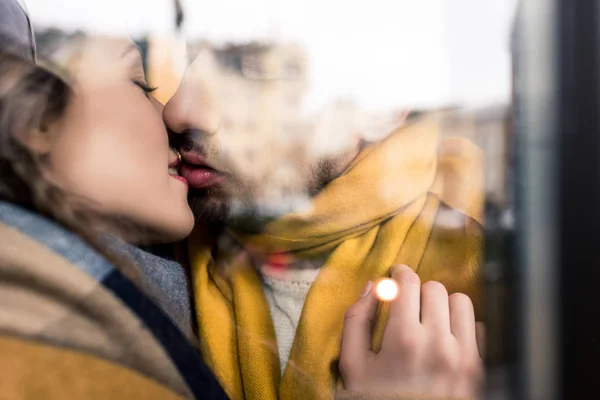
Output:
[188, 189, 231, 224]
[158, 207, 195, 243]
[188, 188, 314, 235]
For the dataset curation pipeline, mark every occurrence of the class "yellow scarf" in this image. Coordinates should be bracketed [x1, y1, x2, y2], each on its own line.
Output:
[188, 116, 484, 400]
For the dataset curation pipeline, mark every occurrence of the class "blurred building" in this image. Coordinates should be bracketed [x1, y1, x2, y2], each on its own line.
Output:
[34, 27, 79, 59]
[146, 35, 187, 104]
[441, 105, 511, 209]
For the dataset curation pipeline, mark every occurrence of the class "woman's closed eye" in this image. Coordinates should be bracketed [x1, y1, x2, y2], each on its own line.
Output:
[133, 80, 157, 98]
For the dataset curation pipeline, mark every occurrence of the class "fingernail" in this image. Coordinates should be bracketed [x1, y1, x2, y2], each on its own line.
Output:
[360, 281, 374, 298]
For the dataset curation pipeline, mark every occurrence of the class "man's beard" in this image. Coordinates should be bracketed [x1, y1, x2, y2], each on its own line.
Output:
[187, 187, 230, 224]
[185, 143, 363, 230]
[187, 187, 287, 234]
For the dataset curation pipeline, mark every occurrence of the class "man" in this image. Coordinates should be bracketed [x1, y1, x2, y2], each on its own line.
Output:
[164, 45, 484, 400]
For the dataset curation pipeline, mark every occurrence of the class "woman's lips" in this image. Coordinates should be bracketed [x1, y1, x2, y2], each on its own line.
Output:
[180, 164, 224, 188]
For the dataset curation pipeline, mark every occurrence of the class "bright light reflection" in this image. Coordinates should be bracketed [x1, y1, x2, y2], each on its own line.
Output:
[376, 278, 399, 302]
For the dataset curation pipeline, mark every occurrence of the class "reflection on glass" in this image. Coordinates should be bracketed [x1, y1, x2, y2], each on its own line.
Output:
[26, 0, 518, 398]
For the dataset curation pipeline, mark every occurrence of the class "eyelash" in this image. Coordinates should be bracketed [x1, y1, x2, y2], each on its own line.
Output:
[133, 80, 157, 97]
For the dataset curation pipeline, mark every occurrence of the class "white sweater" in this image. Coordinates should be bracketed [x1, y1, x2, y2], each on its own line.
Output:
[260, 264, 320, 375]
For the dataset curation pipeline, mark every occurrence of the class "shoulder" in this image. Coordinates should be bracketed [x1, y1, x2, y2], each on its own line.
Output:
[0, 335, 184, 400]
[0, 221, 194, 397]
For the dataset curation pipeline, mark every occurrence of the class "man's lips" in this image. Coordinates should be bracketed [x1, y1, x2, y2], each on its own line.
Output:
[180, 150, 211, 167]
[179, 150, 225, 189]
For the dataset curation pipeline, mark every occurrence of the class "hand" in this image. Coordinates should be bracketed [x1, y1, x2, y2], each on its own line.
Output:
[339, 265, 483, 398]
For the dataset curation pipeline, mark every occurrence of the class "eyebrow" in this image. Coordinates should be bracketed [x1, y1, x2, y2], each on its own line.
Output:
[121, 43, 142, 59]
[121, 43, 146, 74]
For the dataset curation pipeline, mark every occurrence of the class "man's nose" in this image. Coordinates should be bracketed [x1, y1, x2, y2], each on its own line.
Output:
[162, 70, 221, 136]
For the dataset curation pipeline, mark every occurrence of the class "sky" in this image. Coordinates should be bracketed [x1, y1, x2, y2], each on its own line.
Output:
[24, 0, 518, 111]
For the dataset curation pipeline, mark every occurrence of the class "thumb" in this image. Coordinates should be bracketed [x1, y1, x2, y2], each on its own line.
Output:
[340, 281, 378, 376]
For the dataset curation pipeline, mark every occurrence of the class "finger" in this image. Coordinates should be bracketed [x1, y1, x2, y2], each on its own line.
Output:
[386, 265, 421, 330]
[340, 281, 378, 372]
[448, 293, 477, 348]
[476, 322, 486, 360]
[420, 280, 450, 331]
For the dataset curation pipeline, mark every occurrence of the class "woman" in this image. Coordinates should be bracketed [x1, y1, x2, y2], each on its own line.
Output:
[0, 2, 482, 399]
[0, 34, 226, 399]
